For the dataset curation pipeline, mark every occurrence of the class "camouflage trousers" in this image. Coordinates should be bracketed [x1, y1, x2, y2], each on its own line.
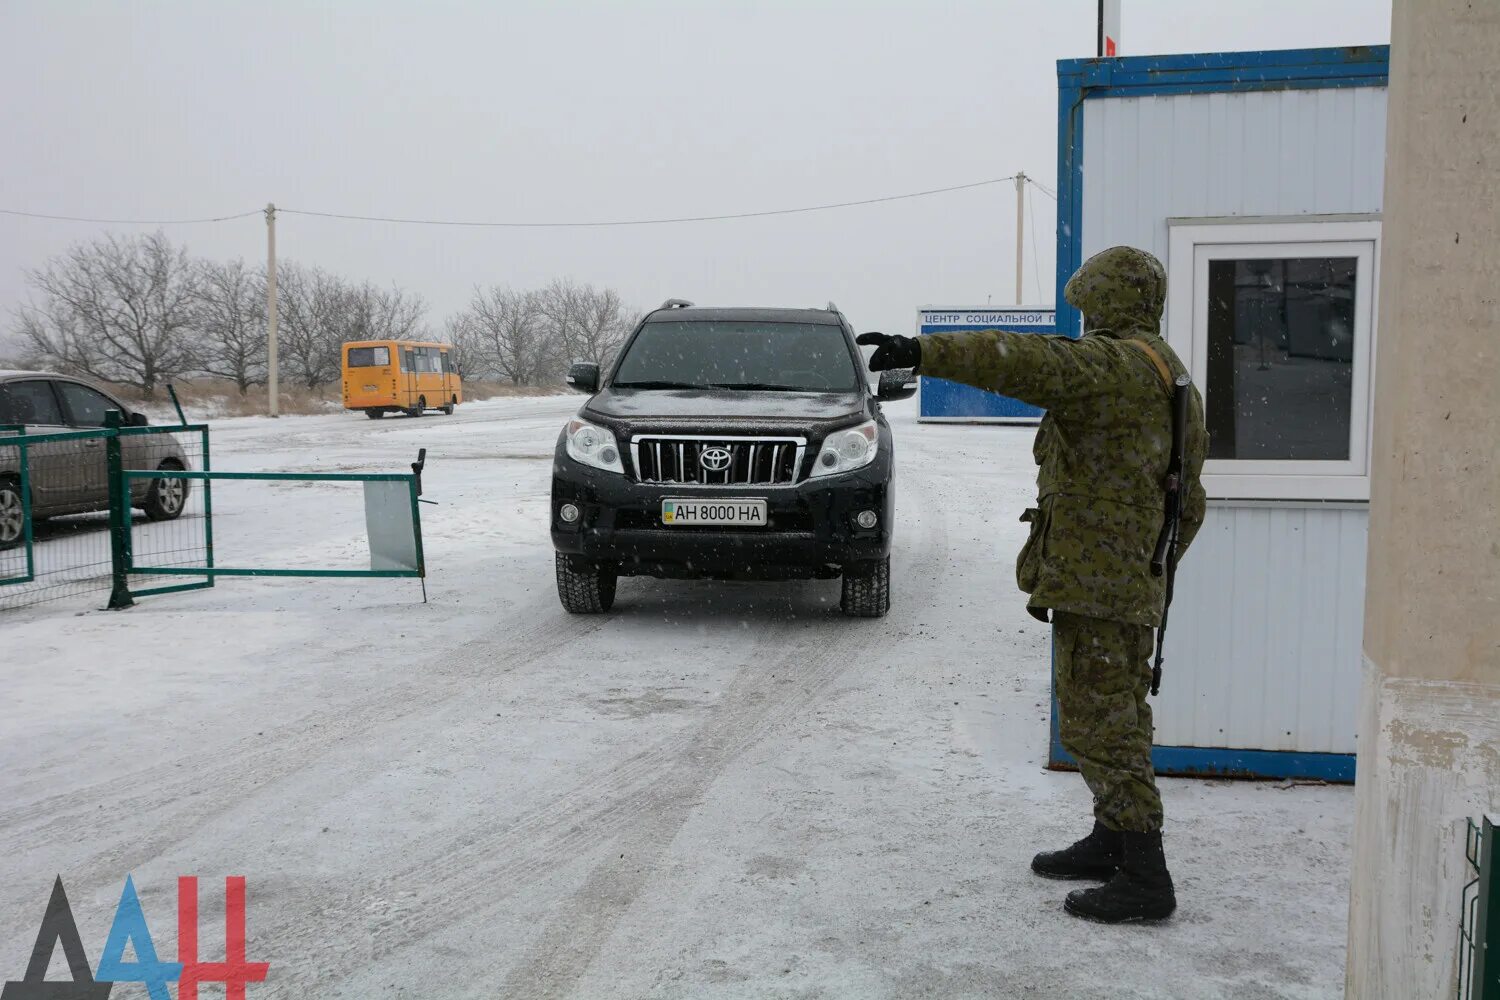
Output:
[1054, 610, 1164, 833]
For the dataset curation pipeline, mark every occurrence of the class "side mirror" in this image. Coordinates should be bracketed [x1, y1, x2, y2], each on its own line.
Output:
[565, 362, 600, 394]
[876, 368, 918, 402]
[129, 411, 151, 427]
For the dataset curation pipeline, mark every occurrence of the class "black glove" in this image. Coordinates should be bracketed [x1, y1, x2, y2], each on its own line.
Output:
[855, 332, 922, 372]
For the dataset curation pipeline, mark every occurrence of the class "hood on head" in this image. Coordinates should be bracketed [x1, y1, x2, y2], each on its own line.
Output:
[1063, 246, 1166, 336]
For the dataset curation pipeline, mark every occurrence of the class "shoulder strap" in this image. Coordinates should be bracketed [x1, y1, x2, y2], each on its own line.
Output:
[1124, 339, 1174, 394]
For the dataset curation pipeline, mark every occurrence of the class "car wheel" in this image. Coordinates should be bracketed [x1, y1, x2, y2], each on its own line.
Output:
[142, 460, 189, 521]
[555, 553, 617, 613]
[840, 556, 890, 617]
[0, 475, 25, 551]
[365, 409, 386, 420]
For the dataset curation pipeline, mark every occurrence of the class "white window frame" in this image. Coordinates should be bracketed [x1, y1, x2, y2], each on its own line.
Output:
[1165, 218, 1381, 501]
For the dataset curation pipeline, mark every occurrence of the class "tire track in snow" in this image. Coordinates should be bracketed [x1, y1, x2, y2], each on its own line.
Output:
[0, 584, 599, 868]
[239, 481, 949, 995]
[493, 467, 953, 998]
[257, 469, 952, 997]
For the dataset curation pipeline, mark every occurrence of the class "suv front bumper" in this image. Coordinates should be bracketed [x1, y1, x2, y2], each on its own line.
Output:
[550, 454, 892, 580]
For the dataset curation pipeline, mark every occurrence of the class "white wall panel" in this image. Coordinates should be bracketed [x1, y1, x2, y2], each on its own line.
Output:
[1154, 504, 1368, 753]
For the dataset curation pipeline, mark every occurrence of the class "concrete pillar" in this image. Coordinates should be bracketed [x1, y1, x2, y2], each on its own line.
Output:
[1346, 1, 1500, 996]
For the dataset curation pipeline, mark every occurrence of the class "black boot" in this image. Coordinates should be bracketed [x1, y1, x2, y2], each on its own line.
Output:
[1031, 820, 1123, 881]
[1063, 830, 1176, 923]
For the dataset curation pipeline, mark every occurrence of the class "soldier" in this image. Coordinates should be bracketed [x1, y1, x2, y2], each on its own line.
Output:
[858, 246, 1208, 923]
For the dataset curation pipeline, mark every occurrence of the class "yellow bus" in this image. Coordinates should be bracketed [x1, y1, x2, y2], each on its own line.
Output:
[342, 340, 463, 419]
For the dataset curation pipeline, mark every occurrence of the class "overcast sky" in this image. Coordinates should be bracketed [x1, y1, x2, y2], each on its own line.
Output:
[1, 1, 1391, 347]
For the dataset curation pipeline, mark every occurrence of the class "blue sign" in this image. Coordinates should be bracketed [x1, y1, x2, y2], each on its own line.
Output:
[916, 307, 1056, 423]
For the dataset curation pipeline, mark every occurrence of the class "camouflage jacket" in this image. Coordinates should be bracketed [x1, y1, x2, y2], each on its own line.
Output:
[918, 247, 1208, 627]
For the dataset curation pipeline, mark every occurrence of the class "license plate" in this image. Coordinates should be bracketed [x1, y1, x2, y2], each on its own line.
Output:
[661, 498, 767, 527]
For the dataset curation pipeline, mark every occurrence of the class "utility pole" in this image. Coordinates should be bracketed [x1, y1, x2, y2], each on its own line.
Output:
[265, 203, 279, 418]
[1015, 172, 1026, 304]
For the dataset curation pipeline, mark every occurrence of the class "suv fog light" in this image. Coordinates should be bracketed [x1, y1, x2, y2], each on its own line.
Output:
[559, 503, 580, 523]
[855, 509, 878, 529]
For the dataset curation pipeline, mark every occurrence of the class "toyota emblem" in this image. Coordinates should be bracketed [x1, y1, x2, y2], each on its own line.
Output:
[699, 447, 732, 472]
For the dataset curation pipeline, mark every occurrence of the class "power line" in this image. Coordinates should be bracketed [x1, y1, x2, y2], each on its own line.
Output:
[1027, 177, 1057, 200]
[0, 207, 262, 225]
[1, 175, 1029, 231]
[277, 177, 1018, 229]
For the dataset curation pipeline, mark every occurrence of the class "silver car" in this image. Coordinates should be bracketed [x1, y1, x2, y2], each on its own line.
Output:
[0, 371, 190, 548]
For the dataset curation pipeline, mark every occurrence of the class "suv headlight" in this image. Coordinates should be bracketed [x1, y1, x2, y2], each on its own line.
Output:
[810, 419, 879, 478]
[565, 416, 625, 474]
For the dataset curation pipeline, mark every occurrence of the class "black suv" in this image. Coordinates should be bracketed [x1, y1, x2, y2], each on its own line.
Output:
[550, 301, 915, 617]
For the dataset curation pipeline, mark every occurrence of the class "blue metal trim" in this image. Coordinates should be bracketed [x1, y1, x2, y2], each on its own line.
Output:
[1057, 45, 1389, 97]
[1055, 77, 1086, 338]
[1049, 729, 1355, 782]
[1048, 726, 1355, 783]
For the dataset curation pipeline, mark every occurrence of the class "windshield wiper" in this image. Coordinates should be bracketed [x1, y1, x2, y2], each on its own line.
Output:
[707, 382, 816, 392]
[611, 380, 707, 390]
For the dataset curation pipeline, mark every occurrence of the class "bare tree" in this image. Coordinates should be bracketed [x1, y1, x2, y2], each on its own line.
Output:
[275, 262, 347, 389]
[538, 278, 635, 372]
[16, 231, 200, 397]
[194, 258, 266, 394]
[568, 284, 635, 369]
[441, 311, 484, 379]
[347, 282, 426, 343]
[464, 285, 553, 385]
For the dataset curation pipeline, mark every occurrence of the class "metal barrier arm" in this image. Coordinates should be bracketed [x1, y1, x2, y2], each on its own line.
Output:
[124, 468, 426, 580]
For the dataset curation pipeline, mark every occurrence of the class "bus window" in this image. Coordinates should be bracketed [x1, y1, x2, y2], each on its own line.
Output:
[422, 348, 441, 373]
[403, 349, 416, 372]
[440, 352, 453, 375]
[347, 346, 390, 367]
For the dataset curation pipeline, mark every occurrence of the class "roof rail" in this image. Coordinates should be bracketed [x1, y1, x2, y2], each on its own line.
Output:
[661, 298, 694, 309]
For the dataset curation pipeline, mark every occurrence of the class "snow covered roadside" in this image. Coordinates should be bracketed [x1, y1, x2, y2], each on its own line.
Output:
[0, 395, 1353, 999]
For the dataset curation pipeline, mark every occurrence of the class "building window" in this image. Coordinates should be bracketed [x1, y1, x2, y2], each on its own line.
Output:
[1166, 219, 1379, 500]
[1205, 256, 1357, 461]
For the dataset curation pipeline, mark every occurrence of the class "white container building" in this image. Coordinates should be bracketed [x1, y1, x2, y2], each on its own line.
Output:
[1048, 46, 1390, 780]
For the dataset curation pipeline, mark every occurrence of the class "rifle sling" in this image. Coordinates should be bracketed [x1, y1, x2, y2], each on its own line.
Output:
[1125, 339, 1175, 394]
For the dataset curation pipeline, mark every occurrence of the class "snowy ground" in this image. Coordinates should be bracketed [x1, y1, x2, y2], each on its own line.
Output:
[0, 395, 1353, 999]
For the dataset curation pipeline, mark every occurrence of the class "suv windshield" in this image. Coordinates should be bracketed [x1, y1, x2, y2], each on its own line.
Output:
[612, 321, 859, 392]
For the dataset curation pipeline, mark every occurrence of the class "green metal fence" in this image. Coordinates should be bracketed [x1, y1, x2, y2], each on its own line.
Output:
[0, 418, 209, 611]
[2, 413, 426, 612]
[1461, 816, 1500, 1000]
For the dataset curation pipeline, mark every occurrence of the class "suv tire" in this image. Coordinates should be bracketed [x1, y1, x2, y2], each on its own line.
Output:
[840, 556, 890, 617]
[556, 553, 617, 613]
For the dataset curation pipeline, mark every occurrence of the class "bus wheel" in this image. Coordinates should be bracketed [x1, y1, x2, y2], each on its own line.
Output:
[408, 396, 426, 418]
[441, 397, 455, 415]
[365, 409, 386, 420]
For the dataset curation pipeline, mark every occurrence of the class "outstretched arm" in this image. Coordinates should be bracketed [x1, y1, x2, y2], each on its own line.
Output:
[860, 330, 1130, 414]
